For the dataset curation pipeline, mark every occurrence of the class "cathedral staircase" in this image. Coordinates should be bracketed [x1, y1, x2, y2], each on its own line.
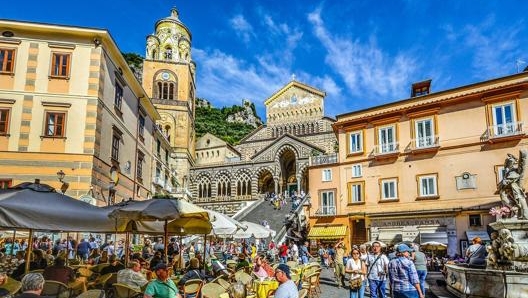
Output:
[234, 198, 293, 242]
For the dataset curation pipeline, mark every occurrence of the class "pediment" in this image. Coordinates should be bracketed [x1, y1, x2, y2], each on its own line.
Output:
[250, 134, 326, 163]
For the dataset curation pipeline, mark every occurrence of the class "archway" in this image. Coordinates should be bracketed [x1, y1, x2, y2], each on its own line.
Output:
[278, 147, 297, 196]
[257, 168, 275, 195]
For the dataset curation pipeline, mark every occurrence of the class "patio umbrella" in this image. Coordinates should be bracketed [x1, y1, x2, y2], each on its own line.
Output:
[233, 221, 276, 239]
[420, 241, 447, 259]
[206, 209, 247, 237]
[108, 197, 212, 262]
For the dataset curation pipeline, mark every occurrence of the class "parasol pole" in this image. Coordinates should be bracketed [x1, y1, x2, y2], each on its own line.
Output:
[24, 229, 33, 274]
[203, 234, 207, 272]
[164, 220, 169, 264]
[124, 232, 130, 267]
[11, 229, 16, 256]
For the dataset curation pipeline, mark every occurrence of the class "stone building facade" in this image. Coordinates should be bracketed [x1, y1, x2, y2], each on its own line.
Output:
[190, 80, 337, 214]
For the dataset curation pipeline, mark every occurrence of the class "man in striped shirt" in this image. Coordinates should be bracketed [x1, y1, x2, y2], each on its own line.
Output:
[388, 244, 424, 298]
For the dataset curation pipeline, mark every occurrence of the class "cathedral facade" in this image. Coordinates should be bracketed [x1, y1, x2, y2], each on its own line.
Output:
[189, 81, 337, 214]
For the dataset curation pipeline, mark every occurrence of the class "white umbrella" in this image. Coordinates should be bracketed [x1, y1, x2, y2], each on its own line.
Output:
[233, 221, 276, 239]
[421, 241, 447, 258]
[207, 210, 247, 237]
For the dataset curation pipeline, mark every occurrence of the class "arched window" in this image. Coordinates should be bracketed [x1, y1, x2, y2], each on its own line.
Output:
[164, 47, 172, 60]
[198, 176, 211, 198]
[236, 172, 252, 196]
[216, 175, 231, 196]
[152, 49, 157, 60]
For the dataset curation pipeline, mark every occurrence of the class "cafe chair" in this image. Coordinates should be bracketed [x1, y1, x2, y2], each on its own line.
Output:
[41, 280, 73, 298]
[182, 279, 204, 298]
[267, 289, 276, 298]
[298, 288, 308, 298]
[201, 282, 227, 298]
[76, 289, 105, 298]
[112, 283, 143, 298]
[286, 261, 298, 269]
[87, 273, 113, 290]
[3, 276, 22, 296]
[216, 278, 231, 291]
[234, 271, 252, 285]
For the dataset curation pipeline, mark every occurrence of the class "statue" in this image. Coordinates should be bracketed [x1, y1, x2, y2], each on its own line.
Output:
[497, 149, 528, 219]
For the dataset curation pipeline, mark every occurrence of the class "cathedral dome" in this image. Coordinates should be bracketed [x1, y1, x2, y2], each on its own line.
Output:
[154, 7, 192, 41]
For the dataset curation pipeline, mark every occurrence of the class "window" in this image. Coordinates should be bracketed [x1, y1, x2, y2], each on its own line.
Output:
[320, 190, 335, 215]
[51, 53, 70, 77]
[351, 164, 362, 178]
[156, 82, 176, 100]
[495, 165, 506, 184]
[322, 169, 332, 182]
[138, 115, 145, 139]
[378, 125, 396, 153]
[492, 103, 516, 136]
[469, 214, 482, 227]
[381, 178, 398, 200]
[0, 49, 15, 73]
[415, 118, 435, 148]
[348, 131, 363, 154]
[44, 112, 65, 137]
[156, 139, 161, 157]
[418, 174, 438, 197]
[348, 182, 364, 203]
[0, 109, 10, 135]
[111, 133, 121, 161]
[137, 152, 144, 180]
[114, 82, 123, 109]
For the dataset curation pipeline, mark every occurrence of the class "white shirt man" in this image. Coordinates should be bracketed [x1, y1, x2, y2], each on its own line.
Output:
[366, 242, 389, 298]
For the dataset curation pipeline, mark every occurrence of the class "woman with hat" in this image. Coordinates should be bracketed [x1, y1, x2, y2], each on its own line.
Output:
[387, 244, 424, 298]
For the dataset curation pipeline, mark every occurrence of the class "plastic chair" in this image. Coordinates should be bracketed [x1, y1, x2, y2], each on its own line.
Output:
[112, 283, 143, 298]
[201, 282, 227, 298]
[183, 279, 203, 298]
[41, 280, 73, 298]
[76, 289, 105, 298]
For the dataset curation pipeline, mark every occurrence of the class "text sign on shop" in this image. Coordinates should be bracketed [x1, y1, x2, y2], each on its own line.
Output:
[371, 217, 453, 227]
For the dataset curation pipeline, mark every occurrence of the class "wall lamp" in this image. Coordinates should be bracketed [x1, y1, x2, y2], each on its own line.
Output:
[56, 170, 69, 194]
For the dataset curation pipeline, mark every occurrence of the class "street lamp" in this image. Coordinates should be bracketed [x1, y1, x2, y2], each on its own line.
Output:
[56, 170, 69, 194]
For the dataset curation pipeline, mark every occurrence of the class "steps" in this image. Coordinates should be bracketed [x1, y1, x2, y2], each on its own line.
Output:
[237, 198, 293, 241]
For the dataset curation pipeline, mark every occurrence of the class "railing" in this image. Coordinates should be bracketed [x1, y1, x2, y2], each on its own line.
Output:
[483, 122, 524, 140]
[153, 176, 164, 187]
[373, 142, 399, 155]
[314, 206, 336, 216]
[411, 136, 439, 150]
[310, 153, 338, 166]
[193, 194, 257, 203]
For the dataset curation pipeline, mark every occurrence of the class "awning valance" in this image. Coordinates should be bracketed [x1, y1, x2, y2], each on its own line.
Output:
[308, 225, 347, 239]
[419, 232, 448, 245]
[466, 230, 490, 241]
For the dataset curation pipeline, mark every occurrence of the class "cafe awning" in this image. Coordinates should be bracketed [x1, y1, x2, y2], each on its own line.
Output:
[466, 230, 490, 241]
[419, 232, 448, 245]
[307, 225, 347, 240]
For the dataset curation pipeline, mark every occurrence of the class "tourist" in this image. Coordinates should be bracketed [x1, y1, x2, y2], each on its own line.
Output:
[317, 244, 328, 268]
[465, 237, 486, 266]
[299, 241, 312, 265]
[289, 241, 299, 263]
[117, 260, 149, 291]
[235, 253, 250, 271]
[334, 240, 346, 288]
[0, 272, 10, 296]
[43, 257, 86, 294]
[359, 244, 368, 262]
[345, 247, 367, 298]
[177, 258, 204, 289]
[149, 251, 164, 271]
[100, 255, 125, 275]
[388, 244, 424, 298]
[76, 238, 91, 261]
[17, 273, 46, 298]
[279, 242, 289, 263]
[274, 264, 298, 298]
[253, 255, 269, 279]
[366, 241, 389, 298]
[411, 245, 427, 295]
[144, 263, 180, 298]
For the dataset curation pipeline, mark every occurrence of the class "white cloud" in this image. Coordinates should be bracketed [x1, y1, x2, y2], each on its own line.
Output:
[229, 14, 254, 44]
[307, 8, 418, 102]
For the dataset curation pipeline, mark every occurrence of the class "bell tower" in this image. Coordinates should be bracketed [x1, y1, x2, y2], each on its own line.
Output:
[142, 7, 196, 191]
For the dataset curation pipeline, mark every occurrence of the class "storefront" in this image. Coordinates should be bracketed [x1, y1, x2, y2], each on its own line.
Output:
[307, 224, 348, 254]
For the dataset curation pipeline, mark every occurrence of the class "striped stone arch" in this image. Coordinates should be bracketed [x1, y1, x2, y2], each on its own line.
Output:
[297, 162, 309, 177]
[213, 169, 233, 180]
[253, 166, 276, 180]
[234, 168, 253, 196]
[274, 144, 300, 163]
[214, 169, 233, 197]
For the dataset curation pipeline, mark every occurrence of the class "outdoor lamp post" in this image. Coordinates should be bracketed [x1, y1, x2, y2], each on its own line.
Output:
[56, 170, 65, 182]
[56, 170, 69, 194]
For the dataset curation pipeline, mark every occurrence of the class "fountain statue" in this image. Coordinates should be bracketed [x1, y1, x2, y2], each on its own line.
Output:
[445, 149, 528, 297]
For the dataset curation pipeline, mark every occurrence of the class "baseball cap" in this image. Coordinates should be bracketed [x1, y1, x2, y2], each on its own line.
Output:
[396, 244, 414, 253]
[275, 263, 291, 279]
[154, 263, 168, 270]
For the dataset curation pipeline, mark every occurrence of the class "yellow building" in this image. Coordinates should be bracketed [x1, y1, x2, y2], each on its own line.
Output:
[307, 73, 528, 256]
[0, 20, 167, 205]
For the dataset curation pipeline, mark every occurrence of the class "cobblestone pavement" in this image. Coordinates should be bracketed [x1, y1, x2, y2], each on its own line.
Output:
[317, 266, 444, 298]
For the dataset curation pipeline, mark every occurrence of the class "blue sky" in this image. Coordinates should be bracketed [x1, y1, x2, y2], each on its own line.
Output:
[3, 1, 528, 120]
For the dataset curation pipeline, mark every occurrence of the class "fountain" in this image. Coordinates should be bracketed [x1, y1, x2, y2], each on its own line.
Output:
[445, 149, 528, 297]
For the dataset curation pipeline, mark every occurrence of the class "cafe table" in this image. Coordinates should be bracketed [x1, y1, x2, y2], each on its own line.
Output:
[252, 278, 279, 298]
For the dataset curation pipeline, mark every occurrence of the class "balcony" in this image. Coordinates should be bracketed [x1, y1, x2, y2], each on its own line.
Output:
[371, 142, 399, 160]
[481, 122, 525, 143]
[314, 206, 336, 217]
[153, 176, 165, 188]
[310, 153, 338, 166]
[409, 136, 440, 154]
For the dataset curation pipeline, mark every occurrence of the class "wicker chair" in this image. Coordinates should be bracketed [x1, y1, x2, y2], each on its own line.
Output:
[216, 278, 231, 291]
[234, 271, 252, 285]
[182, 279, 204, 298]
[112, 283, 143, 298]
[41, 280, 73, 298]
[76, 289, 105, 298]
[3, 277, 22, 296]
[298, 288, 308, 298]
[201, 282, 227, 298]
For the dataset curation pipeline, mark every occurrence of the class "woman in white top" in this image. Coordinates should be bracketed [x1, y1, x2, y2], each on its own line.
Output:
[345, 248, 367, 298]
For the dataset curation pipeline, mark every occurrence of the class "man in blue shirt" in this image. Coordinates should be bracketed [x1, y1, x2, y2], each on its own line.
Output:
[388, 244, 424, 298]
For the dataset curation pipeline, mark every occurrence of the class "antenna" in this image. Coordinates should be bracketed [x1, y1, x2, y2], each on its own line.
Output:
[516, 59, 526, 73]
